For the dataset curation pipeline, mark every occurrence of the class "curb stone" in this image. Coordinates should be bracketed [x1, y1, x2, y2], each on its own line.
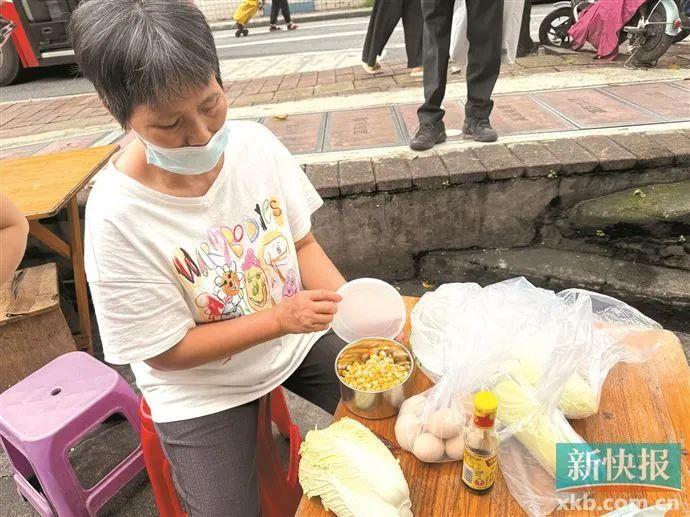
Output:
[302, 130, 690, 199]
[507, 142, 561, 178]
[372, 157, 412, 192]
[409, 155, 449, 190]
[609, 132, 676, 168]
[575, 135, 638, 171]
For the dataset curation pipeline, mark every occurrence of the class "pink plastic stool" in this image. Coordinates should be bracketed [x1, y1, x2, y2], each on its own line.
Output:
[0, 351, 144, 516]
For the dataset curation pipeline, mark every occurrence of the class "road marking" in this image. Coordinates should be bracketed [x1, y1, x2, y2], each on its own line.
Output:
[216, 27, 401, 49]
[214, 18, 370, 39]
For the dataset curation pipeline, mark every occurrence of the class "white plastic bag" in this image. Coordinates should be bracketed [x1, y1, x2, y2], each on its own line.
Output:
[450, 0, 525, 67]
[410, 279, 662, 419]
[405, 277, 663, 513]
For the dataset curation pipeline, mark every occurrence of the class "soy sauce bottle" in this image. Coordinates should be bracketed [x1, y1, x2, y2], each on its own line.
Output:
[462, 391, 499, 494]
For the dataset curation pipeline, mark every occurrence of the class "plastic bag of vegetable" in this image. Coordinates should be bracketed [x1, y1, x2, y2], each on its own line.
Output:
[410, 278, 662, 419]
[299, 417, 413, 517]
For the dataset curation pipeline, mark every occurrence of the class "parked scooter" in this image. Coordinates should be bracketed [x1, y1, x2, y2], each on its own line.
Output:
[539, 0, 685, 65]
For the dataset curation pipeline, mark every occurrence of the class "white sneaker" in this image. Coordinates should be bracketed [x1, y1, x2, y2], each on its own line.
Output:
[362, 62, 382, 75]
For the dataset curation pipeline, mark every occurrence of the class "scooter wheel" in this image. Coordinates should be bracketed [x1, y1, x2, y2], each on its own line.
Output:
[242, 29, 249, 36]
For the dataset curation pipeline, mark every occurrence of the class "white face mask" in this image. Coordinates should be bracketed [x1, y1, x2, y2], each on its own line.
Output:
[138, 123, 229, 175]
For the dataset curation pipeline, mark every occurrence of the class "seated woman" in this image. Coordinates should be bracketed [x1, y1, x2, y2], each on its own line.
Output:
[70, 1, 350, 515]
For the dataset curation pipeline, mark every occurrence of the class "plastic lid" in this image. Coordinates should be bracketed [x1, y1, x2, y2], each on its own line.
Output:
[331, 278, 406, 343]
[474, 391, 498, 415]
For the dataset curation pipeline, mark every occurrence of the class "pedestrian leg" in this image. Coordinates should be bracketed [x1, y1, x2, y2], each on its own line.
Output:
[464, 0, 503, 120]
[402, 0, 424, 68]
[417, 0, 455, 125]
[282, 0, 292, 23]
[362, 0, 403, 67]
[269, 0, 281, 27]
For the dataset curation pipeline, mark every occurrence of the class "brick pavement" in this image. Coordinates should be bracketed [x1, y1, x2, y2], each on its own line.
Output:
[2, 80, 688, 162]
[3, 47, 689, 144]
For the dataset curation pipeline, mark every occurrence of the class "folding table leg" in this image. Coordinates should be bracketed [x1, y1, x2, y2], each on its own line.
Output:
[67, 197, 93, 354]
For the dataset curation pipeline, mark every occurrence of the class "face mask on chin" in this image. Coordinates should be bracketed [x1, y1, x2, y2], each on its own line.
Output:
[137, 123, 229, 175]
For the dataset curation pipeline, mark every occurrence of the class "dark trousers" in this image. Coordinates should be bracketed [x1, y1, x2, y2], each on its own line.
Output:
[155, 332, 346, 516]
[418, 0, 503, 125]
[270, 0, 291, 24]
[362, 0, 424, 68]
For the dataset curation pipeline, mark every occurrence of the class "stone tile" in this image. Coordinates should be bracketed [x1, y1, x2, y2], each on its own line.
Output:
[534, 88, 662, 128]
[396, 101, 465, 137]
[339, 159, 376, 195]
[314, 81, 355, 96]
[261, 113, 323, 154]
[441, 148, 488, 184]
[575, 135, 637, 171]
[645, 131, 690, 166]
[37, 133, 103, 155]
[473, 144, 525, 180]
[408, 155, 449, 189]
[0, 142, 46, 159]
[609, 133, 675, 168]
[304, 162, 340, 198]
[491, 95, 576, 136]
[542, 139, 598, 175]
[603, 82, 690, 122]
[515, 55, 564, 68]
[508, 142, 561, 178]
[245, 92, 276, 105]
[326, 107, 402, 151]
[372, 157, 412, 191]
[298, 73, 318, 89]
[672, 80, 690, 91]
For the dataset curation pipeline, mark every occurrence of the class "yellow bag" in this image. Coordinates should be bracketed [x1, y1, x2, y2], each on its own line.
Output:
[233, 0, 260, 26]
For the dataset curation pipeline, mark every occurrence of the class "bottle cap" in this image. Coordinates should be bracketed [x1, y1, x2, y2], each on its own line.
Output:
[474, 391, 498, 416]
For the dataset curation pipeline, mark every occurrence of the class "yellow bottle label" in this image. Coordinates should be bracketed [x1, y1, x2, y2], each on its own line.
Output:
[462, 449, 498, 491]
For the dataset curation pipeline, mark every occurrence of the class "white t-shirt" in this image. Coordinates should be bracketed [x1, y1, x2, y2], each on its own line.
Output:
[85, 121, 325, 423]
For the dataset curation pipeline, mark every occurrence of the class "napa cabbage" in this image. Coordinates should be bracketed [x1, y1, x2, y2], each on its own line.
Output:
[299, 418, 413, 517]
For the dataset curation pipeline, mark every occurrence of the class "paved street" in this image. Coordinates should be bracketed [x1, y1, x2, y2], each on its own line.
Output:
[0, 7, 554, 102]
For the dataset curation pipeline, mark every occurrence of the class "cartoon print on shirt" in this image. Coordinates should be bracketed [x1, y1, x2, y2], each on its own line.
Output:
[195, 292, 225, 321]
[282, 269, 298, 298]
[243, 249, 273, 311]
[171, 196, 299, 322]
[214, 262, 244, 308]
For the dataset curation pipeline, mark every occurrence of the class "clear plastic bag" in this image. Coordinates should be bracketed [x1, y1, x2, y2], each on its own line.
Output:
[410, 279, 663, 419]
[403, 277, 663, 514]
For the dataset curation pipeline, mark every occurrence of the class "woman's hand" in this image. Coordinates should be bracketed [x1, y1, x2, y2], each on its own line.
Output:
[272, 289, 342, 334]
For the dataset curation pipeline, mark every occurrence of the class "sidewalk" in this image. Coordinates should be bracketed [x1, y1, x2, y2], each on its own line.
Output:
[2, 44, 689, 155]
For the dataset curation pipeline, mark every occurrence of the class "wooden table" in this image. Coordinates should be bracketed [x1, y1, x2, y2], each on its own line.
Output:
[0, 145, 119, 354]
[297, 297, 690, 516]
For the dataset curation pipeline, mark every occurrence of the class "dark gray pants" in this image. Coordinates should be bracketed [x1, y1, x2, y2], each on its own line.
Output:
[362, 0, 424, 68]
[154, 332, 346, 517]
[417, 0, 504, 125]
[270, 0, 292, 24]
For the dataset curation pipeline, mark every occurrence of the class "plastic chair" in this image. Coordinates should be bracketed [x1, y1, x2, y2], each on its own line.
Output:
[0, 352, 145, 516]
[139, 387, 302, 517]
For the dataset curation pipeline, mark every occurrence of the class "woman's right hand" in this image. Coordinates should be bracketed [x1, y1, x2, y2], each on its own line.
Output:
[272, 289, 342, 334]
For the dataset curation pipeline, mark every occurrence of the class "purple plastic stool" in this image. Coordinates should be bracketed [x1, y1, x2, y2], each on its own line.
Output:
[0, 351, 144, 516]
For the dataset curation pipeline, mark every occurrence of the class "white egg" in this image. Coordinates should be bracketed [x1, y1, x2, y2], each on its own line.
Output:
[444, 433, 465, 460]
[400, 393, 427, 417]
[394, 415, 422, 451]
[412, 432, 445, 462]
[427, 407, 463, 439]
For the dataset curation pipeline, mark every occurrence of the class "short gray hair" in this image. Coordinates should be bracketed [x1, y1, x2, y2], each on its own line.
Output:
[70, 0, 222, 127]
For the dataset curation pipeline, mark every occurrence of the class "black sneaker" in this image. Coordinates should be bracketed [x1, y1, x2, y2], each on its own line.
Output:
[410, 121, 447, 151]
[463, 118, 498, 143]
